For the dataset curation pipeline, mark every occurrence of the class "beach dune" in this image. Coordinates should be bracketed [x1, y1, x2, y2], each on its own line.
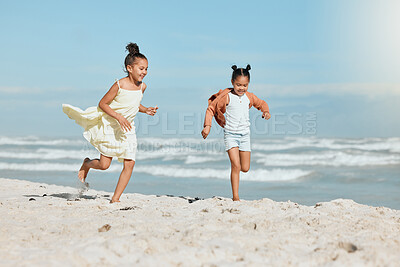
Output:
[1, 178, 399, 266]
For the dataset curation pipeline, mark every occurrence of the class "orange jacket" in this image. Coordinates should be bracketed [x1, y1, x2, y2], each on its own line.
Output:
[203, 88, 270, 128]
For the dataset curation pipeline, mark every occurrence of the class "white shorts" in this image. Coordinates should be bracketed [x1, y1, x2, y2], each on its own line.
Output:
[224, 130, 251, 152]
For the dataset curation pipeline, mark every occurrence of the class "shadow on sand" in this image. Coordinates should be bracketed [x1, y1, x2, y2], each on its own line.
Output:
[23, 193, 110, 201]
[156, 194, 224, 203]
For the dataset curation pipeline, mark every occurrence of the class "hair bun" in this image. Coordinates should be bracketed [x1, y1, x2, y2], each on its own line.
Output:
[126, 43, 140, 54]
[246, 64, 251, 71]
[231, 65, 238, 71]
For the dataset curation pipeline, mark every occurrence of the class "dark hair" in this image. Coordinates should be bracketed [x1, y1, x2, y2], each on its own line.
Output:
[231, 64, 251, 82]
[124, 43, 147, 71]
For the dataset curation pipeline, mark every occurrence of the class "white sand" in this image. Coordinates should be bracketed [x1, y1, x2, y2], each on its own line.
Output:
[1, 178, 399, 266]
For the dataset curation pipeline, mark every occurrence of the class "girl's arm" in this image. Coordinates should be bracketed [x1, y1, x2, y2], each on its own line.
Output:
[249, 92, 271, 120]
[98, 82, 132, 132]
[139, 104, 158, 116]
[202, 102, 216, 139]
[203, 88, 229, 128]
[202, 90, 227, 139]
[203, 94, 220, 128]
[138, 84, 158, 116]
[202, 96, 220, 139]
[139, 104, 148, 113]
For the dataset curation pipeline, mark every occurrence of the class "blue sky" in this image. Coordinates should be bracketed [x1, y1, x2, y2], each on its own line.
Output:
[0, 0, 399, 138]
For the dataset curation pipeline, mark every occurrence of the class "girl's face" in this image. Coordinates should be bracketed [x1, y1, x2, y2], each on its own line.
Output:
[127, 58, 148, 82]
[231, 75, 249, 96]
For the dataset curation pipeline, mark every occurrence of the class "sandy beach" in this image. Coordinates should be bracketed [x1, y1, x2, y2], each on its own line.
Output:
[1, 177, 399, 266]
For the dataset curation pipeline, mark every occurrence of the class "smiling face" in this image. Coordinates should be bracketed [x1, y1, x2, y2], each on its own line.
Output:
[127, 58, 148, 82]
[231, 75, 249, 96]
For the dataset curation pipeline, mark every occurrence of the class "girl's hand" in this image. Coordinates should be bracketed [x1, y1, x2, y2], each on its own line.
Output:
[201, 126, 211, 139]
[262, 112, 271, 120]
[146, 106, 158, 116]
[117, 114, 132, 132]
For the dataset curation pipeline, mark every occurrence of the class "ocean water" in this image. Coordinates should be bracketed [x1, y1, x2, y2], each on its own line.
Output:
[0, 135, 399, 210]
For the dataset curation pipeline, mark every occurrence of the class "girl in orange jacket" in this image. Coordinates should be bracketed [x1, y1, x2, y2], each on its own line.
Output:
[201, 65, 271, 201]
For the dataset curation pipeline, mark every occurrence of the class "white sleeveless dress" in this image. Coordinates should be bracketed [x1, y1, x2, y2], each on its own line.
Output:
[62, 80, 143, 162]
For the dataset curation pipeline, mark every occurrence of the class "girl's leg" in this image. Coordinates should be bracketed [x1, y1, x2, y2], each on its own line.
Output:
[111, 159, 135, 203]
[227, 147, 241, 201]
[78, 154, 112, 182]
[239, 151, 251, 173]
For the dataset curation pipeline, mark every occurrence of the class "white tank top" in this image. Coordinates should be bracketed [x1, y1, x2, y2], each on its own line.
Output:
[224, 92, 250, 133]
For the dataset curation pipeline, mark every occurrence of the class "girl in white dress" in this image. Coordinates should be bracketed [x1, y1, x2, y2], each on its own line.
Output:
[62, 43, 158, 203]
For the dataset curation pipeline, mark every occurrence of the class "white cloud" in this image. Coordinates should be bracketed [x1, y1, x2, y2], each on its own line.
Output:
[0, 86, 41, 94]
[0, 86, 77, 95]
[181, 50, 318, 64]
[252, 83, 400, 98]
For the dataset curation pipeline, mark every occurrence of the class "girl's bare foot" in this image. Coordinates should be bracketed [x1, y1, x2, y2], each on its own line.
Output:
[233, 197, 240, 201]
[78, 158, 90, 183]
[110, 198, 120, 204]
